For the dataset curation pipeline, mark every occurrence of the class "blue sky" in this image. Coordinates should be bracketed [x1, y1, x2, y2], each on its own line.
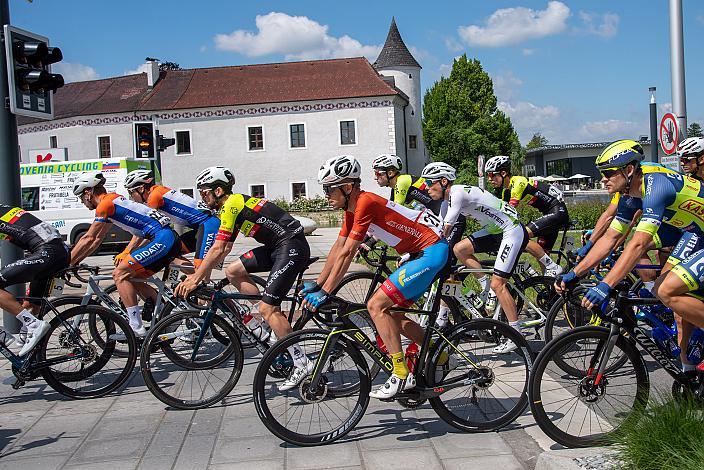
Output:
[10, 0, 704, 145]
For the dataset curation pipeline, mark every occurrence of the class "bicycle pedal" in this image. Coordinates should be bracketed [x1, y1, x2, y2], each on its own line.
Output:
[11, 378, 25, 389]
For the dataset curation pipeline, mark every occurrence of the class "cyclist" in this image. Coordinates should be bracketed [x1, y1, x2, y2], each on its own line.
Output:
[485, 155, 566, 277]
[301, 155, 448, 399]
[422, 161, 528, 354]
[122, 169, 220, 269]
[70, 172, 181, 337]
[677, 136, 704, 182]
[0, 205, 70, 355]
[174, 166, 311, 390]
[574, 140, 704, 375]
[372, 153, 463, 326]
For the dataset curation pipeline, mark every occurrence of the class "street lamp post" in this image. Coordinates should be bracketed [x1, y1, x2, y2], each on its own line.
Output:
[649, 87, 658, 163]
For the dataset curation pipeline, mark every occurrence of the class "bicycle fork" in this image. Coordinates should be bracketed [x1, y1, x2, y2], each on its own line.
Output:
[589, 322, 620, 386]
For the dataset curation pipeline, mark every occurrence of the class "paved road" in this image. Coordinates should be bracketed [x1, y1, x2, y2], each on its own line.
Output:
[0, 228, 676, 469]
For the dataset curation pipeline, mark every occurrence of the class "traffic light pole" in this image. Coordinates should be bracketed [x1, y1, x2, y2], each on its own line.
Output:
[0, 0, 24, 333]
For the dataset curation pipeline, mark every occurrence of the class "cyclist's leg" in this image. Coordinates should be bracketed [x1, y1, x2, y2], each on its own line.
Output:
[454, 230, 494, 295]
[437, 215, 466, 327]
[526, 205, 568, 274]
[492, 225, 529, 324]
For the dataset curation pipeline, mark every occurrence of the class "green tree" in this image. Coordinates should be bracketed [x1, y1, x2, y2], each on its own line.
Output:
[687, 122, 703, 138]
[422, 54, 523, 184]
[159, 61, 181, 71]
[526, 132, 548, 149]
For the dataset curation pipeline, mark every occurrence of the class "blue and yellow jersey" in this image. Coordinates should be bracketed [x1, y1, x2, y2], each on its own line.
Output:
[635, 171, 704, 237]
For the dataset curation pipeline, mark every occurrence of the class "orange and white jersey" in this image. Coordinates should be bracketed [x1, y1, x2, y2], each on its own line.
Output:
[339, 191, 442, 254]
[95, 193, 170, 238]
[147, 185, 211, 228]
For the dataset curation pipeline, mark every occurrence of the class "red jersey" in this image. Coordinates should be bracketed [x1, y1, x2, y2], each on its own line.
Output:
[340, 191, 442, 254]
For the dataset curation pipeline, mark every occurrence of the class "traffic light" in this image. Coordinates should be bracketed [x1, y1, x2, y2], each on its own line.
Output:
[134, 122, 155, 159]
[157, 131, 176, 151]
[3, 25, 64, 119]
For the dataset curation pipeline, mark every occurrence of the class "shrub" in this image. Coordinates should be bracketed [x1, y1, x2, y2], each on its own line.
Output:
[611, 394, 704, 470]
[272, 196, 332, 213]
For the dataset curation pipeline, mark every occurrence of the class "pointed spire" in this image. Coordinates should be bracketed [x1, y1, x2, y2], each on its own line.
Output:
[374, 17, 421, 70]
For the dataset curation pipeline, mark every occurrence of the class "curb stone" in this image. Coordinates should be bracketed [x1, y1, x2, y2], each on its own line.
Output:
[535, 447, 620, 470]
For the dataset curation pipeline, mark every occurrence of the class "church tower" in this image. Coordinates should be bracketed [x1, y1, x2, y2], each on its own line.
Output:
[374, 18, 425, 174]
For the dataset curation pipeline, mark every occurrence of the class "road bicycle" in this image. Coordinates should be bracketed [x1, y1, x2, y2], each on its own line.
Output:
[528, 281, 704, 448]
[252, 276, 534, 446]
[139, 257, 380, 409]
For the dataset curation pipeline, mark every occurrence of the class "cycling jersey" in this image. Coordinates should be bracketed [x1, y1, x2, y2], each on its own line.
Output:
[216, 194, 303, 245]
[147, 185, 212, 228]
[444, 185, 520, 233]
[95, 193, 171, 239]
[0, 205, 62, 252]
[381, 239, 449, 306]
[392, 174, 443, 215]
[635, 172, 704, 237]
[339, 191, 442, 254]
[501, 175, 564, 212]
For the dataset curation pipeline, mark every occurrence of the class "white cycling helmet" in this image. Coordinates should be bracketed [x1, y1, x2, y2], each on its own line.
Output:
[421, 162, 456, 181]
[72, 172, 106, 196]
[318, 155, 361, 185]
[124, 169, 154, 189]
[677, 137, 704, 159]
[372, 154, 403, 171]
[484, 155, 511, 173]
[196, 166, 235, 188]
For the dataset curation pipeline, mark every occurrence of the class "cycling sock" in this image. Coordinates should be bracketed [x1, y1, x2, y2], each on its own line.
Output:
[436, 306, 449, 328]
[126, 306, 143, 329]
[540, 254, 559, 270]
[288, 344, 308, 368]
[391, 351, 409, 379]
[643, 280, 655, 293]
[682, 362, 696, 372]
[17, 309, 38, 327]
[478, 275, 489, 293]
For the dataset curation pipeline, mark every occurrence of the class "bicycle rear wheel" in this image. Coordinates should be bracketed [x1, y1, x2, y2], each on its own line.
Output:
[253, 329, 370, 446]
[529, 326, 649, 448]
[39, 305, 138, 398]
[140, 310, 244, 409]
[427, 318, 532, 431]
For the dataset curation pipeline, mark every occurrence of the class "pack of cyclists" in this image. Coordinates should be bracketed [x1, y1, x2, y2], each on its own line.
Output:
[3, 137, 704, 404]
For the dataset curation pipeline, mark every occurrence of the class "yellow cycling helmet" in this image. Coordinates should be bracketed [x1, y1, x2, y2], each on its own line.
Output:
[595, 140, 644, 171]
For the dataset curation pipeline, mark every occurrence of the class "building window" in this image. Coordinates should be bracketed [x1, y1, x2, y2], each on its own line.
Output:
[291, 182, 307, 199]
[180, 188, 194, 198]
[250, 184, 265, 198]
[409, 135, 417, 149]
[98, 136, 111, 158]
[175, 130, 191, 155]
[289, 123, 306, 148]
[49, 135, 57, 148]
[248, 126, 264, 151]
[546, 159, 571, 177]
[340, 120, 356, 145]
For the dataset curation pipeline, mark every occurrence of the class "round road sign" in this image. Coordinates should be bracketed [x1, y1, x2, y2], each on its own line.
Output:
[660, 113, 679, 155]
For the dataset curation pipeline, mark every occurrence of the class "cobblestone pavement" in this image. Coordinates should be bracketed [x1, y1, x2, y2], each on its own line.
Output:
[0, 228, 610, 469]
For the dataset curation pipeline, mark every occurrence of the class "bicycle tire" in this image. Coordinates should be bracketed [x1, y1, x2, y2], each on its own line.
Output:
[513, 275, 559, 322]
[529, 326, 649, 448]
[253, 329, 371, 446]
[39, 305, 138, 398]
[140, 310, 244, 409]
[427, 318, 532, 431]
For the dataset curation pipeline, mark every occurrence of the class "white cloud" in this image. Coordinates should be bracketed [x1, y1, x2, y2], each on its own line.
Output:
[522, 48, 535, 56]
[444, 37, 463, 52]
[458, 1, 570, 47]
[576, 119, 642, 141]
[214, 12, 381, 61]
[577, 11, 619, 38]
[53, 62, 98, 83]
[438, 63, 451, 76]
[492, 71, 523, 102]
[124, 63, 152, 76]
[659, 102, 673, 114]
[498, 100, 561, 142]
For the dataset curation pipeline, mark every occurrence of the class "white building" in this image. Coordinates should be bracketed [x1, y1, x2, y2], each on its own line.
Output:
[17, 19, 426, 200]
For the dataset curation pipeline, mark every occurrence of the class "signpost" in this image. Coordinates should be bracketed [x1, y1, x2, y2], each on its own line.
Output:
[660, 112, 679, 156]
[477, 154, 485, 190]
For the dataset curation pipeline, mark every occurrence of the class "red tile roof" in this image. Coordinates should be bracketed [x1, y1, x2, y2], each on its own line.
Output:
[18, 58, 402, 125]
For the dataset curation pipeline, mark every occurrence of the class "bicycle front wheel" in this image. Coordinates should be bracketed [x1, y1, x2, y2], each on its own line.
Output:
[529, 326, 649, 448]
[253, 329, 371, 446]
[140, 310, 244, 409]
[39, 305, 138, 398]
[427, 318, 533, 431]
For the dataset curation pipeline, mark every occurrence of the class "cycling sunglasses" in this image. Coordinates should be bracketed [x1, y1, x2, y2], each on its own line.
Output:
[599, 168, 621, 179]
[322, 183, 346, 195]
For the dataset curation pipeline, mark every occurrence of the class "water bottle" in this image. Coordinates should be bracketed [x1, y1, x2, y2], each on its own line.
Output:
[405, 343, 419, 373]
[469, 291, 484, 311]
[652, 327, 681, 359]
[242, 313, 271, 341]
[564, 236, 575, 252]
[485, 293, 498, 313]
[686, 328, 704, 365]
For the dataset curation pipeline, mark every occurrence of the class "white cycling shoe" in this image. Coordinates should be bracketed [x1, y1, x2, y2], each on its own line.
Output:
[109, 324, 147, 341]
[493, 338, 518, 354]
[369, 373, 416, 399]
[545, 265, 563, 278]
[18, 321, 50, 356]
[280, 361, 315, 391]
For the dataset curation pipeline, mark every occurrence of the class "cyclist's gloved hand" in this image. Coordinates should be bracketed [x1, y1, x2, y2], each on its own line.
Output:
[397, 253, 411, 267]
[113, 251, 130, 267]
[304, 289, 329, 309]
[556, 271, 579, 290]
[584, 281, 611, 308]
[576, 240, 594, 259]
[300, 281, 320, 295]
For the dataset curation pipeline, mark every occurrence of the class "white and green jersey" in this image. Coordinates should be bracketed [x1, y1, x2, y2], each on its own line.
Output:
[443, 185, 520, 234]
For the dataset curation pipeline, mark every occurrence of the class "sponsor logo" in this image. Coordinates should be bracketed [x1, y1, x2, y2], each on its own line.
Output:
[266, 260, 295, 287]
[354, 331, 393, 371]
[645, 175, 654, 196]
[477, 205, 508, 226]
[678, 199, 704, 222]
[401, 267, 430, 286]
[499, 244, 511, 262]
[397, 268, 407, 287]
[134, 242, 165, 262]
[256, 217, 286, 236]
[289, 248, 299, 257]
[386, 220, 421, 238]
[243, 250, 254, 259]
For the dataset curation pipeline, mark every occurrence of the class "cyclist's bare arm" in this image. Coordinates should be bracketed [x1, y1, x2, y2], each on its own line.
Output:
[70, 222, 112, 264]
[588, 201, 618, 242]
[315, 235, 346, 287]
[320, 236, 364, 293]
[188, 239, 233, 284]
[573, 227, 623, 277]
